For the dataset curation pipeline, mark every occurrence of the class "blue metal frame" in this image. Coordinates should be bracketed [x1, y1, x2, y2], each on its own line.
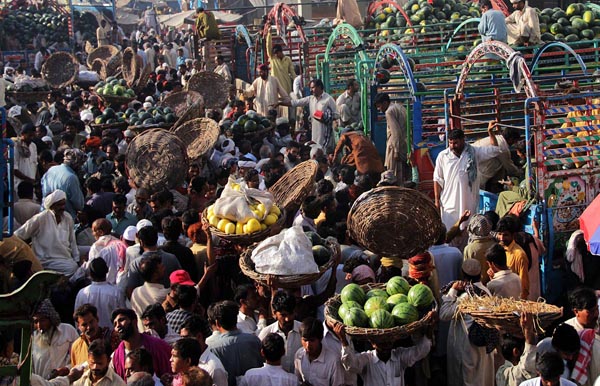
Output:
[0, 107, 14, 240]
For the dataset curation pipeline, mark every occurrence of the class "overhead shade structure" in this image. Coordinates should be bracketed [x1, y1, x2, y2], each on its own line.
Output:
[579, 193, 600, 255]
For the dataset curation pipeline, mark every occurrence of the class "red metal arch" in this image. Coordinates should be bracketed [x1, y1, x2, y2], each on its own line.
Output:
[367, 0, 413, 28]
[455, 40, 539, 99]
[261, 2, 307, 43]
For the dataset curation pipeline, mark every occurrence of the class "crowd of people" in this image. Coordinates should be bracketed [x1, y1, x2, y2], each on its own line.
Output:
[0, 1, 598, 386]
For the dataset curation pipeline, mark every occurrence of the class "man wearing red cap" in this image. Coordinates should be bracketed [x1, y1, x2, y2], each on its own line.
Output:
[83, 136, 106, 178]
[245, 63, 290, 117]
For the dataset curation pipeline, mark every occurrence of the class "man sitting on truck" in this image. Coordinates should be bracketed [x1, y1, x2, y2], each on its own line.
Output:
[506, 0, 541, 46]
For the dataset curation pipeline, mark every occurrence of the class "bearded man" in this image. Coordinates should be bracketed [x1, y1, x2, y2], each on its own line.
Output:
[73, 339, 124, 386]
[32, 299, 79, 379]
[71, 304, 115, 367]
[15, 189, 81, 278]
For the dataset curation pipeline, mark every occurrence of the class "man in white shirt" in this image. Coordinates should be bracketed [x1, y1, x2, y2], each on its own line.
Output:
[506, 0, 541, 46]
[73, 339, 125, 386]
[564, 287, 599, 333]
[239, 333, 297, 386]
[519, 351, 577, 386]
[214, 55, 232, 83]
[13, 123, 38, 188]
[15, 190, 80, 278]
[180, 315, 228, 386]
[258, 291, 303, 374]
[85, 219, 127, 286]
[486, 243, 522, 299]
[473, 126, 522, 192]
[322, 320, 357, 386]
[32, 299, 79, 379]
[294, 317, 344, 386]
[235, 284, 267, 336]
[336, 79, 361, 127]
[247, 63, 290, 117]
[496, 312, 537, 386]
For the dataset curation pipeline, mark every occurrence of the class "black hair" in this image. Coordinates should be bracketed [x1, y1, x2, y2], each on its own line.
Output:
[485, 243, 508, 268]
[569, 287, 598, 311]
[73, 303, 99, 322]
[310, 78, 324, 89]
[497, 216, 519, 234]
[141, 303, 166, 321]
[173, 338, 202, 366]
[176, 285, 197, 309]
[374, 93, 390, 105]
[88, 339, 111, 358]
[189, 176, 207, 194]
[112, 193, 127, 206]
[536, 351, 565, 380]
[342, 254, 369, 273]
[502, 126, 521, 143]
[17, 180, 34, 199]
[500, 334, 524, 360]
[346, 79, 358, 90]
[139, 253, 162, 283]
[483, 210, 500, 230]
[448, 129, 465, 140]
[300, 317, 323, 340]
[234, 284, 255, 305]
[551, 323, 580, 354]
[316, 179, 334, 196]
[111, 308, 137, 323]
[137, 226, 158, 247]
[207, 301, 238, 330]
[479, 0, 492, 8]
[161, 216, 182, 241]
[126, 348, 154, 374]
[85, 177, 102, 193]
[89, 257, 109, 281]
[261, 333, 286, 362]
[181, 315, 211, 339]
[182, 210, 199, 226]
[271, 291, 296, 314]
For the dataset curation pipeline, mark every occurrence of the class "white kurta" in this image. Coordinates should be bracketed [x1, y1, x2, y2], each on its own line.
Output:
[13, 139, 37, 187]
[505, 5, 541, 45]
[14, 210, 79, 277]
[32, 323, 79, 379]
[439, 285, 494, 386]
[198, 348, 230, 386]
[250, 76, 290, 117]
[292, 92, 339, 151]
[433, 144, 501, 231]
[85, 235, 126, 285]
[214, 63, 232, 83]
[336, 91, 361, 126]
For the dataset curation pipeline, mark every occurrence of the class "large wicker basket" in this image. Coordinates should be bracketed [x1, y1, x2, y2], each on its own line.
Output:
[268, 160, 318, 212]
[324, 282, 437, 343]
[201, 208, 286, 246]
[105, 54, 122, 78]
[125, 128, 188, 191]
[87, 45, 120, 68]
[346, 186, 443, 258]
[458, 296, 563, 336]
[185, 71, 229, 109]
[172, 100, 204, 131]
[134, 65, 153, 94]
[121, 47, 139, 88]
[6, 90, 51, 103]
[171, 118, 219, 163]
[240, 237, 338, 288]
[41, 52, 79, 88]
[160, 91, 204, 118]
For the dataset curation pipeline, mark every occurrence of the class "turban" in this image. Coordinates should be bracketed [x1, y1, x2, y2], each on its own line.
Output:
[221, 139, 235, 153]
[467, 214, 492, 241]
[238, 160, 257, 169]
[275, 117, 289, 126]
[63, 148, 84, 166]
[8, 105, 22, 118]
[44, 190, 66, 210]
[86, 136, 102, 148]
[351, 265, 376, 283]
[34, 299, 61, 328]
[408, 251, 434, 284]
[187, 222, 203, 240]
[122, 226, 138, 242]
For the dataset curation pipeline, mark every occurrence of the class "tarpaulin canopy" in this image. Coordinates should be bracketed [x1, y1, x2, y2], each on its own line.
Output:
[158, 9, 244, 27]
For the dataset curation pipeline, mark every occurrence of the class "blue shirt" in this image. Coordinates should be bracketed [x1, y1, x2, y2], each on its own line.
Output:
[479, 9, 507, 43]
[106, 211, 137, 237]
[208, 330, 263, 386]
[41, 164, 85, 218]
[176, 55, 186, 68]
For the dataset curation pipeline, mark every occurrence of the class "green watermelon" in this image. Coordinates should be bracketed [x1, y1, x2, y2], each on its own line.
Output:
[386, 293, 409, 308]
[370, 309, 395, 329]
[363, 297, 388, 317]
[386, 276, 411, 296]
[392, 302, 419, 325]
[341, 284, 366, 305]
[407, 284, 435, 308]
[338, 301, 362, 321]
[366, 289, 389, 300]
[344, 308, 369, 327]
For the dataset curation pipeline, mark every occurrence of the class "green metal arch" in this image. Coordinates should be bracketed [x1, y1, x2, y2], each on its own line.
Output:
[444, 18, 481, 52]
[324, 23, 368, 64]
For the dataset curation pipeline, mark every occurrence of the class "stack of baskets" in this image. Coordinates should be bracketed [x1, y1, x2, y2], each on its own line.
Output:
[324, 282, 437, 343]
[125, 128, 188, 192]
[240, 237, 338, 288]
[41, 52, 79, 89]
[171, 118, 219, 164]
[268, 160, 318, 213]
[346, 186, 443, 258]
[121, 47, 140, 88]
[160, 91, 204, 118]
[185, 71, 230, 109]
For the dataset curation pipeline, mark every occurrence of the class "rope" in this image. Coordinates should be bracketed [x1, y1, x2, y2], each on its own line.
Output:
[449, 113, 526, 130]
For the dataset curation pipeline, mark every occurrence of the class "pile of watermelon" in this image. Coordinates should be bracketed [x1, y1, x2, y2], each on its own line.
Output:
[539, 3, 600, 43]
[337, 276, 435, 329]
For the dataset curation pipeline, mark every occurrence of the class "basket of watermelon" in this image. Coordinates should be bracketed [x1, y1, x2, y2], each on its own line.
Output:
[240, 230, 338, 288]
[325, 277, 437, 343]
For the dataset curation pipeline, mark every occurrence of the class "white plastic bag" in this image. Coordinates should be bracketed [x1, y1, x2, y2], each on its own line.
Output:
[213, 177, 275, 223]
[251, 226, 319, 275]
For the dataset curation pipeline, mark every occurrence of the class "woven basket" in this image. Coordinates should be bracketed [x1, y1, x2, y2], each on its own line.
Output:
[87, 45, 120, 68]
[134, 65, 153, 94]
[121, 47, 139, 88]
[324, 283, 437, 343]
[6, 90, 51, 103]
[105, 54, 122, 78]
[346, 186, 443, 258]
[160, 91, 204, 118]
[171, 118, 219, 162]
[185, 71, 229, 109]
[125, 128, 188, 192]
[91, 59, 107, 80]
[90, 121, 128, 131]
[239, 237, 338, 288]
[128, 123, 174, 133]
[459, 298, 563, 336]
[201, 208, 286, 246]
[172, 100, 204, 131]
[268, 160, 318, 211]
[99, 94, 135, 107]
[41, 52, 79, 89]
